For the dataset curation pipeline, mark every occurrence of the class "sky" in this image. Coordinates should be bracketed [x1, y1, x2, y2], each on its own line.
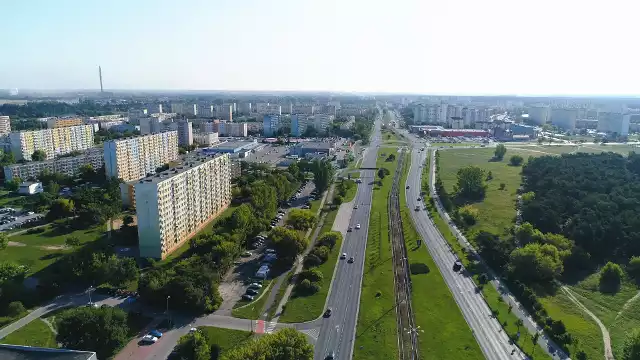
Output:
[1, 0, 639, 95]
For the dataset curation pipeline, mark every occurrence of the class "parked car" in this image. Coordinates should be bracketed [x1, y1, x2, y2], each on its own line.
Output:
[242, 294, 255, 301]
[246, 289, 259, 296]
[241, 251, 252, 257]
[347, 227, 353, 232]
[149, 329, 163, 338]
[249, 283, 263, 289]
[141, 335, 158, 343]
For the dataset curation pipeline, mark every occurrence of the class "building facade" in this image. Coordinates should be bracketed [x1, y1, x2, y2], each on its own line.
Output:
[135, 153, 231, 259]
[597, 112, 630, 136]
[4, 148, 104, 182]
[197, 104, 213, 118]
[139, 117, 163, 135]
[263, 114, 281, 136]
[9, 125, 94, 161]
[291, 114, 313, 136]
[214, 104, 233, 121]
[217, 122, 247, 137]
[256, 103, 281, 115]
[46, 117, 84, 129]
[176, 121, 193, 146]
[104, 131, 179, 182]
[0, 116, 11, 136]
[194, 132, 219, 146]
[527, 105, 551, 125]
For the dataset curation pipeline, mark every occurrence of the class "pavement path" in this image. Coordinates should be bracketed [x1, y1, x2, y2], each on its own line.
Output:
[561, 286, 614, 360]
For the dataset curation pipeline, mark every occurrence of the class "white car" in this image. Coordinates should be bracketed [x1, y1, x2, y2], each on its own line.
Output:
[249, 282, 263, 289]
[142, 335, 158, 343]
[340, 253, 347, 259]
[355, 224, 361, 229]
[354, 205, 359, 209]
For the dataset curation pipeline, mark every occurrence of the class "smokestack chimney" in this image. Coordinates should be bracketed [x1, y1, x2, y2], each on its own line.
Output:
[99, 66, 104, 93]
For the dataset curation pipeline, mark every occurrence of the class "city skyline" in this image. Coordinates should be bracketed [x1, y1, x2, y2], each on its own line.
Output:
[2, 0, 638, 96]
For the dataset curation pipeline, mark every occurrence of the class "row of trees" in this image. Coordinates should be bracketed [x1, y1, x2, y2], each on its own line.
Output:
[297, 231, 341, 295]
[0, 100, 130, 120]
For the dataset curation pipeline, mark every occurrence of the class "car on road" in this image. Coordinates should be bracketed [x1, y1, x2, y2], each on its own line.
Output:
[347, 227, 353, 232]
[189, 327, 198, 333]
[325, 352, 335, 360]
[348, 257, 354, 263]
[149, 329, 163, 338]
[141, 335, 158, 344]
[453, 260, 463, 272]
[415, 205, 420, 211]
[242, 294, 255, 301]
[340, 253, 347, 259]
[355, 224, 361, 229]
[323, 308, 332, 317]
[241, 251, 252, 257]
[354, 205, 358, 209]
[406, 185, 410, 189]
[417, 197, 421, 201]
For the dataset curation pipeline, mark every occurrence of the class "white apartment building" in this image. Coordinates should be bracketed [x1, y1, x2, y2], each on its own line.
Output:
[197, 104, 213, 118]
[194, 132, 219, 146]
[597, 112, 630, 136]
[4, 148, 104, 182]
[9, 125, 95, 161]
[314, 114, 335, 134]
[550, 108, 579, 130]
[214, 104, 233, 121]
[0, 116, 11, 136]
[281, 103, 292, 114]
[292, 104, 315, 114]
[171, 103, 196, 115]
[527, 105, 551, 125]
[104, 131, 179, 182]
[176, 121, 193, 146]
[139, 118, 163, 135]
[256, 103, 282, 115]
[135, 153, 231, 259]
[218, 122, 247, 137]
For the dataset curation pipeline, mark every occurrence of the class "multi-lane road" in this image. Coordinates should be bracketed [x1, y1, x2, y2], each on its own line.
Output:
[313, 119, 383, 360]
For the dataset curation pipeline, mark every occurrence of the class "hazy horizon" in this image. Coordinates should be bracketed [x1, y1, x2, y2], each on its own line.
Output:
[2, 0, 638, 96]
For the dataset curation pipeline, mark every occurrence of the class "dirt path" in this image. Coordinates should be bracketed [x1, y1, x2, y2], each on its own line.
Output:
[562, 286, 614, 360]
[8, 241, 26, 246]
[615, 290, 640, 321]
[7, 241, 68, 251]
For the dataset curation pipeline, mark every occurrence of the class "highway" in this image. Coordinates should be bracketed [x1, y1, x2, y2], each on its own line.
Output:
[313, 118, 383, 360]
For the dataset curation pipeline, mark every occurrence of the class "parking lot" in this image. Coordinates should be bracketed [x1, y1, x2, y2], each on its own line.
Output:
[241, 144, 291, 166]
[0, 207, 44, 231]
[215, 181, 318, 313]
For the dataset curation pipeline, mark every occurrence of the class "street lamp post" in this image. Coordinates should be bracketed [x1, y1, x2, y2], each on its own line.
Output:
[166, 296, 171, 325]
[88, 286, 94, 304]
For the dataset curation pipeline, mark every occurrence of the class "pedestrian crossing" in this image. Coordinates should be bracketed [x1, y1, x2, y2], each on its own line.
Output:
[265, 321, 277, 334]
[299, 328, 320, 340]
[255, 320, 279, 334]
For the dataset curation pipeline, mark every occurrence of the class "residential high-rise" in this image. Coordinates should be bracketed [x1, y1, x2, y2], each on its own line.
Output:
[238, 102, 252, 115]
[0, 116, 11, 136]
[217, 122, 247, 137]
[263, 115, 281, 136]
[551, 108, 578, 130]
[9, 125, 95, 160]
[197, 104, 213, 118]
[176, 121, 193, 146]
[527, 105, 551, 125]
[292, 104, 314, 114]
[193, 132, 219, 146]
[135, 153, 231, 259]
[139, 117, 163, 135]
[171, 103, 196, 116]
[256, 103, 281, 115]
[214, 104, 233, 121]
[104, 131, 179, 182]
[597, 112, 630, 136]
[46, 117, 83, 129]
[314, 114, 334, 134]
[4, 148, 104, 182]
[291, 114, 313, 136]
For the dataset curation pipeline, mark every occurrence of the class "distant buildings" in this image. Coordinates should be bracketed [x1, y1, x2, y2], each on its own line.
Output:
[238, 102, 252, 115]
[171, 103, 196, 116]
[263, 115, 281, 136]
[175, 121, 193, 146]
[9, 125, 95, 161]
[46, 117, 83, 129]
[197, 104, 213, 118]
[292, 104, 314, 114]
[214, 104, 233, 121]
[256, 103, 282, 115]
[4, 148, 104, 182]
[0, 116, 11, 136]
[104, 131, 179, 182]
[290, 141, 336, 157]
[527, 105, 551, 125]
[597, 112, 630, 136]
[135, 153, 231, 259]
[217, 122, 247, 137]
[194, 132, 219, 146]
[139, 117, 163, 135]
[550, 108, 578, 130]
[290, 114, 335, 136]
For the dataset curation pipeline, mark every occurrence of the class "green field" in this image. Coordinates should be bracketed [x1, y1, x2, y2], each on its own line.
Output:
[232, 279, 274, 320]
[353, 149, 399, 360]
[199, 326, 253, 354]
[0, 190, 24, 207]
[0, 225, 104, 276]
[279, 208, 340, 323]
[399, 152, 483, 360]
[0, 319, 57, 348]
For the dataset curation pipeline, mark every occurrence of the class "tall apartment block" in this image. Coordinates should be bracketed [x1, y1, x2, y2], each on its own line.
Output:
[9, 125, 95, 161]
[139, 117, 163, 135]
[135, 153, 231, 259]
[0, 116, 11, 136]
[197, 104, 213, 118]
[214, 104, 233, 121]
[46, 117, 84, 129]
[263, 115, 281, 136]
[104, 131, 179, 182]
[4, 148, 104, 182]
[176, 121, 193, 146]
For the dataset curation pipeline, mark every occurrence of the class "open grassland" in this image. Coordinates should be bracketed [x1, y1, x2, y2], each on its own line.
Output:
[400, 152, 483, 360]
[1, 319, 57, 348]
[199, 326, 253, 355]
[353, 149, 399, 360]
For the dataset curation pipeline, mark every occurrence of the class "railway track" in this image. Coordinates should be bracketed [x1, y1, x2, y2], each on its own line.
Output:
[388, 150, 420, 360]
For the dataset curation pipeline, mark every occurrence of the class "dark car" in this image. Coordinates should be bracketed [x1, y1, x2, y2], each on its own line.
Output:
[323, 308, 332, 317]
[453, 260, 463, 272]
[348, 257, 354, 263]
[325, 352, 335, 360]
[246, 288, 259, 296]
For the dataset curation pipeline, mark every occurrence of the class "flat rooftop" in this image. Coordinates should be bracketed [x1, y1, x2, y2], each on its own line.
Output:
[209, 140, 258, 150]
[295, 141, 335, 149]
[0, 344, 96, 360]
[136, 153, 227, 185]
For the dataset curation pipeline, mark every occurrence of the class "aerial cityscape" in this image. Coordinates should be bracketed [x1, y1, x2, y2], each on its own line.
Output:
[2, 1, 640, 360]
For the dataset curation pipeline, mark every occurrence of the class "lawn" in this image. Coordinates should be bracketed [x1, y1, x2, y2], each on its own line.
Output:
[399, 152, 483, 360]
[279, 208, 340, 323]
[232, 279, 274, 320]
[341, 180, 358, 203]
[353, 149, 399, 360]
[382, 129, 406, 144]
[1, 319, 57, 348]
[199, 326, 253, 355]
[0, 190, 24, 207]
[0, 224, 105, 276]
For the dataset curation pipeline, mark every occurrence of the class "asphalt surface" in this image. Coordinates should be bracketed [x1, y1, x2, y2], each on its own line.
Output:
[313, 119, 383, 360]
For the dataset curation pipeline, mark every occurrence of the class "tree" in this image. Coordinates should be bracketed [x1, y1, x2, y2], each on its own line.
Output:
[628, 256, 640, 281]
[0, 232, 7, 250]
[7, 301, 25, 316]
[46, 198, 75, 221]
[377, 167, 390, 181]
[31, 150, 47, 161]
[333, 195, 343, 208]
[514, 222, 544, 245]
[310, 159, 335, 194]
[221, 328, 313, 360]
[270, 227, 308, 264]
[457, 205, 479, 227]
[122, 215, 134, 227]
[317, 231, 341, 249]
[57, 306, 129, 360]
[5, 178, 21, 191]
[286, 209, 316, 231]
[78, 164, 97, 183]
[175, 331, 211, 360]
[249, 182, 278, 220]
[521, 191, 535, 204]
[509, 155, 524, 166]
[600, 261, 624, 292]
[537, 137, 544, 145]
[508, 243, 563, 284]
[622, 328, 640, 360]
[499, 183, 506, 190]
[65, 236, 81, 247]
[494, 144, 507, 160]
[310, 246, 330, 263]
[454, 166, 486, 201]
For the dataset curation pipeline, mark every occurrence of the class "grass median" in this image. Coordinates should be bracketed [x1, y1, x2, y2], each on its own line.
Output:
[353, 149, 399, 360]
[279, 208, 340, 323]
[400, 151, 483, 360]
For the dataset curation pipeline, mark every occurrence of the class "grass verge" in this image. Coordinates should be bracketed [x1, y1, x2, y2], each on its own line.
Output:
[400, 151, 483, 359]
[0, 319, 57, 348]
[199, 326, 253, 355]
[353, 149, 398, 360]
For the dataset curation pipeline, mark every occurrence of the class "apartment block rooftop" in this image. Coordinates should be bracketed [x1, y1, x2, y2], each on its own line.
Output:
[137, 153, 228, 185]
[0, 344, 97, 360]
